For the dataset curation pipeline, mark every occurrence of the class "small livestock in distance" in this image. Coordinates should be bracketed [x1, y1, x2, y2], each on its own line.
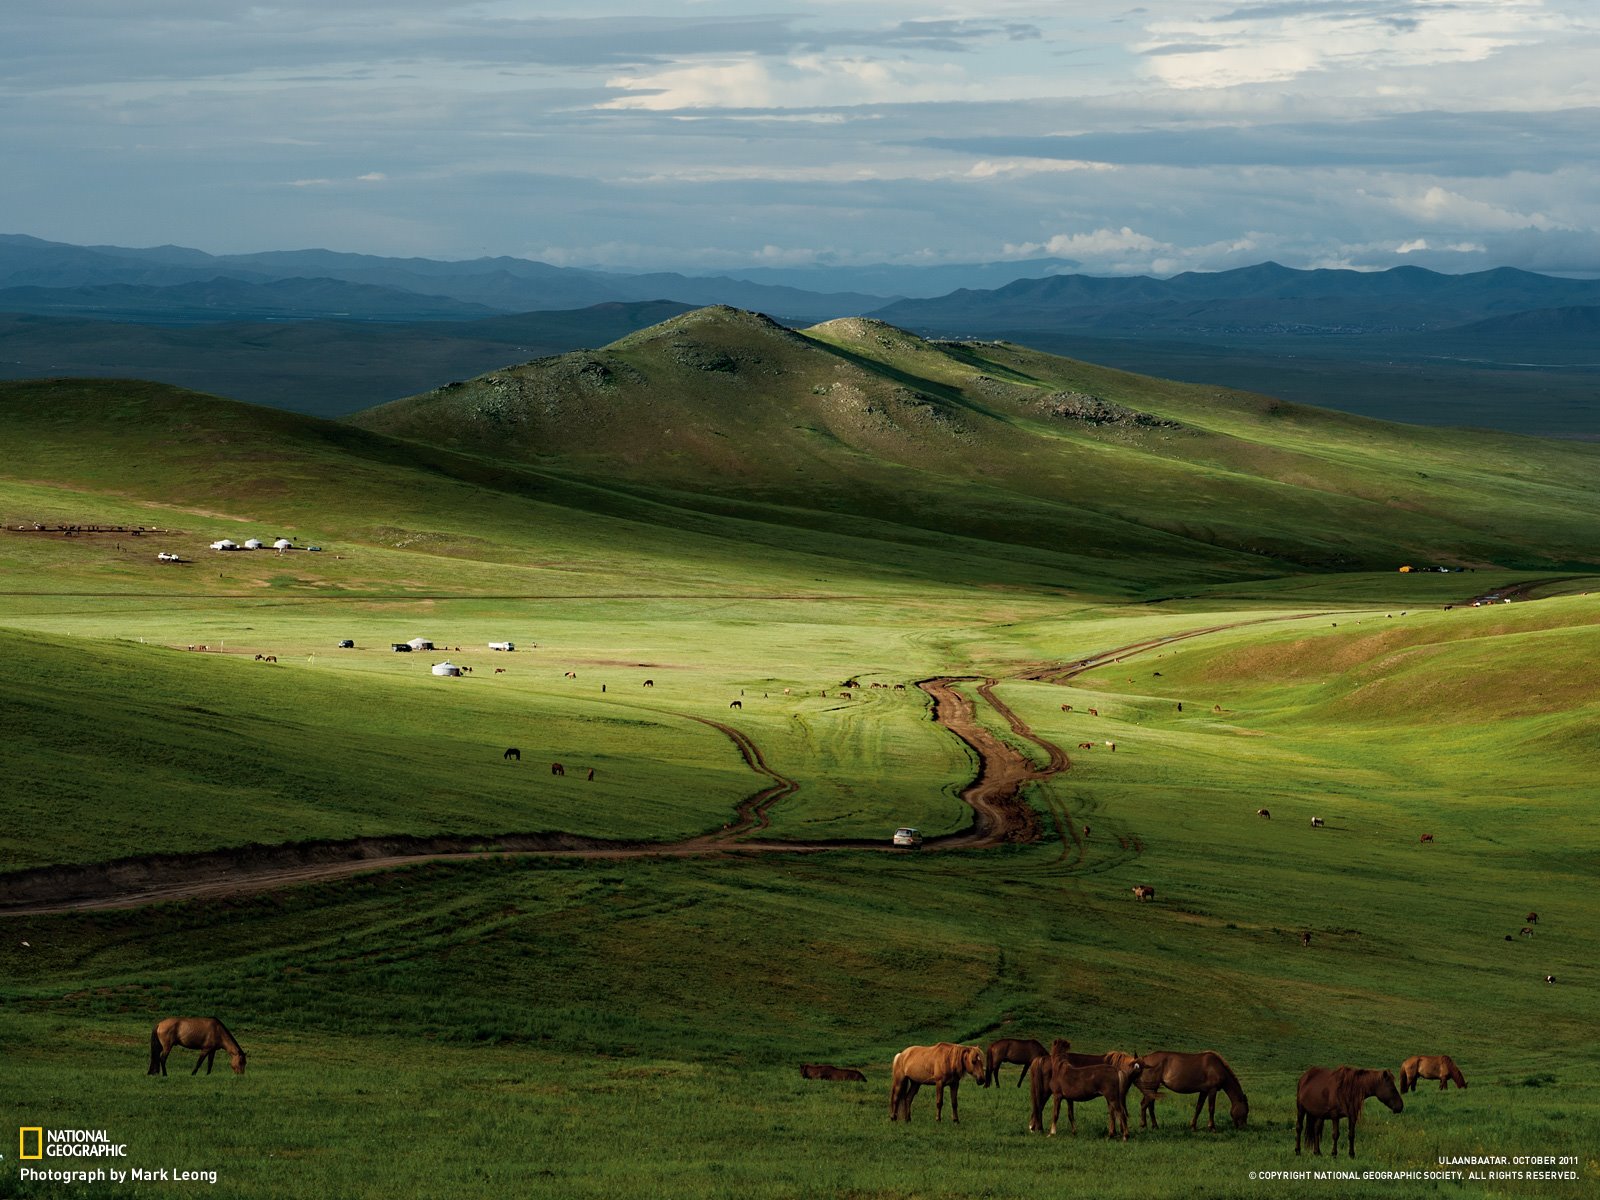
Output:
[1257, 809, 1271, 819]
[1399, 1055, 1466, 1092]
[730, 700, 742, 709]
[503, 748, 520, 761]
[1419, 833, 1435, 843]
[1310, 817, 1324, 828]
[888, 1043, 988, 1123]
[800, 1063, 866, 1082]
[1131, 885, 1156, 902]
[551, 762, 565, 776]
[148, 1017, 246, 1077]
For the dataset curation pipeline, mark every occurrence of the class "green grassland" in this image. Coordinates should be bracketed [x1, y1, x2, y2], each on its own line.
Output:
[2, 318, 1598, 1198]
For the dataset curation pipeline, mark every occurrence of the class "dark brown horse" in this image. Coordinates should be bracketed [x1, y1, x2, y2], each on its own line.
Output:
[551, 762, 564, 776]
[1133, 1050, 1248, 1131]
[1296, 1066, 1402, 1157]
[1055, 1048, 1143, 1131]
[503, 747, 520, 760]
[1399, 1055, 1466, 1092]
[1028, 1042, 1139, 1139]
[801, 1063, 866, 1082]
[889, 1043, 988, 1123]
[148, 1017, 246, 1076]
[985, 1037, 1048, 1086]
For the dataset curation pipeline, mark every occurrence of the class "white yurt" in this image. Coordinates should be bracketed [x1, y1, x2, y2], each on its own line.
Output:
[210, 539, 238, 551]
[431, 661, 462, 677]
[243, 538, 264, 550]
[408, 637, 434, 651]
[272, 538, 293, 550]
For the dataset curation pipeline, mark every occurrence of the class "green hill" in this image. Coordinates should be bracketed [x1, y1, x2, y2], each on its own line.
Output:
[351, 307, 1600, 580]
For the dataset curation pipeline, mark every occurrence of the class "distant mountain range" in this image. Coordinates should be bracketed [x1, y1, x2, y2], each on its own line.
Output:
[3, 235, 1597, 435]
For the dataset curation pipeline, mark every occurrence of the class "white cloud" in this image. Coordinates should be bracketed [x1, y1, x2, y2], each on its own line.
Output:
[1388, 185, 1564, 232]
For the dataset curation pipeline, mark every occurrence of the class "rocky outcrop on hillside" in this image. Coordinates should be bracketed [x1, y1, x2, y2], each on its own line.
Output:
[1034, 391, 1180, 429]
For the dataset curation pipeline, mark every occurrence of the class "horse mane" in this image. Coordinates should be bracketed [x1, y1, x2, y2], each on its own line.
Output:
[1216, 1055, 1246, 1101]
[1334, 1067, 1367, 1116]
[212, 1017, 242, 1054]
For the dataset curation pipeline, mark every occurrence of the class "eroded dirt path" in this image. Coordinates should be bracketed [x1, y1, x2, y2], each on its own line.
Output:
[3, 599, 1489, 915]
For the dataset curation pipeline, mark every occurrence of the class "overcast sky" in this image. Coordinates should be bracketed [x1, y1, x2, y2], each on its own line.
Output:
[5, 1, 1598, 274]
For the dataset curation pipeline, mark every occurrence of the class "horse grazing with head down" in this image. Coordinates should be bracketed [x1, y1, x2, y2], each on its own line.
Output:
[801, 1063, 866, 1082]
[1295, 1066, 1402, 1158]
[1399, 1055, 1466, 1092]
[1133, 1050, 1248, 1131]
[889, 1042, 988, 1123]
[1028, 1040, 1140, 1139]
[985, 1037, 1047, 1086]
[148, 1017, 246, 1076]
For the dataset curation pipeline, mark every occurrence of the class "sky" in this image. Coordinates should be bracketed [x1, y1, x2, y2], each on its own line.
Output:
[5, 1, 1599, 275]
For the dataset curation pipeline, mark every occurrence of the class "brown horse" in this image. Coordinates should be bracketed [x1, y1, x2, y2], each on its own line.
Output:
[889, 1042, 988, 1122]
[148, 1017, 246, 1076]
[1132, 885, 1155, 902]
[1295, 1066, 1403, 1157]
[985, 1037, 1048, 1086]
[1028, 1042, 1139, 1139]
[1133, 1050, 1248, 1131]
[1055, 1048, 1144, 1131]
[1399, 1055, 1466, 1092]
[551, 762, 564, 776]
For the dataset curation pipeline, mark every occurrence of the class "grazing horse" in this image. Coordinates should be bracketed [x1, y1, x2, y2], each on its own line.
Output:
[1088, 708, 1099, 717]
[1132, 885, 1155, 902]
[1257, 809, 1271, 819]
[642, 680, 654, 687]
[551, 762, 565, 776]
[1028, 1042, 1139, 1139]
[1310, 817, 1324, 828]
[1061, 704, 1073, 712]
[1520, 926, 1535, 938]
[729, 700, 742, 709]
[985, 1037, 1048, 1086]
[564, 671, 577, 679]
[1295, 1066, 1402, 1158]
[838, 692, 851, 700]
[1133, 1050, 1249, 1131]
[1420, 833, 1434, 843]
[893, 683, 906, 691]
[494, 668, 506, 674]
[586, 767, 595, 781]
[889, 1043, 988, 1123]
[1525, 912, 1538, 924]
[1400, 1055, 1466, 1092]
[801, 1063, 866, 1082]
[148, 1017, 246, 1076]
[1301, 931, 1312, 947]
[503, 747, 520, 761]
[1079, 742, 1095, 750]
[265, 656, 277, 663]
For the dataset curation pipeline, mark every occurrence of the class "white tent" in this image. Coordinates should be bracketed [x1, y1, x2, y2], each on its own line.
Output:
[431, 661, 462, 677]
[243, 538, 264, 549]
[408, 637, 434, 651]
[210, 539, 238, 551]
[272, 538, 293, 550]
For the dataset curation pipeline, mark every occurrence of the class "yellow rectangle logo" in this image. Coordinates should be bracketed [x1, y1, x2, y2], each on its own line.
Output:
[19, 1127, 43, 1159]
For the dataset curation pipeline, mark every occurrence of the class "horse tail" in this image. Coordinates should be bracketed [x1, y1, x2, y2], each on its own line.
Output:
[148, 1026, 163, 1075]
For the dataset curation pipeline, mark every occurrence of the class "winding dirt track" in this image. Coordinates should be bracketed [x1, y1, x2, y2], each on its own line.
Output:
[5, 585, 1573, 916]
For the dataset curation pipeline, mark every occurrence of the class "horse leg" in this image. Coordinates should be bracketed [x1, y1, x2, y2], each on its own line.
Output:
[949, 1079, 961, 1124]
[191, 1050, 204, 1075]
[1295, 1105, 1305, 1155]
[934, 1081, 945, 1122]
[1191, 1091, 1205, 1131]
[1141, 1089, 1157, 1129]
[1345, 1114, 1358, 1159]
[1207, 1088, 1219, 1130]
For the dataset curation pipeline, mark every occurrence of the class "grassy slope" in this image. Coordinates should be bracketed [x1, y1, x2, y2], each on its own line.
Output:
[2, 356, 1598, 1196]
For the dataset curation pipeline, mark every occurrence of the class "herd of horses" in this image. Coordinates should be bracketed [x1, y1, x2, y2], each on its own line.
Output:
[832, 1038, 1466, 1156]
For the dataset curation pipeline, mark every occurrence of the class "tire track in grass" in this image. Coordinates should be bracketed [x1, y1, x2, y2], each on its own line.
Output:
[0, 608, 1396, 914]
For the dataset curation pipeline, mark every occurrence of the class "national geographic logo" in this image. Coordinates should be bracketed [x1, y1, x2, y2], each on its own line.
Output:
[17, 1127, 128, 1158]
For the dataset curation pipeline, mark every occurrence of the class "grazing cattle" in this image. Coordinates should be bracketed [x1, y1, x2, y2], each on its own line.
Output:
[1546, 975, 1557, 984]
[889, 1043, 988, 1123]
[1519, 927, 1535, 938]
[1505, 935, 1514, 942]
[1079, 742, 1095, 750]
[1028, 1042, 1139, 1139]
[730, 700, 742, 709]
[254, 654, 264, 661]
[1310, 817, 1325, 828]
[1294, 1066, 1402, 1158]
[551, 763, 565, 776]
[1419, 833, 1434, 843]
[1061, 704, 1073, 712]
[1256, 809, 1271, 819]
[1134, 1050, 1249, 1132]
[1399, 1055, 1466, 1093]
[643, 680, 654, 687]
[783, 688, 792, 695]
[503, 748, 520, 761]
[1301, 932, 1312, 948]
[985, 1038, 1048, 1087]
[842, 679, 860, 689]
[1106, 741, 1116, 752]
[564, 671, 577, 679]
[801, 1064, 866, 1082]
[1525, 912, 1538, 924]
[265, 656, 276, 663]
[1088, 708, 1099, 717]
[838, 692, 851, 700]
[494, 667, 506, 674]
[1212, 704, 1223, 714]
[893, 683, 906, 691]
[1132, 885, 1155, 902]
[586, 768, 595, 781]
